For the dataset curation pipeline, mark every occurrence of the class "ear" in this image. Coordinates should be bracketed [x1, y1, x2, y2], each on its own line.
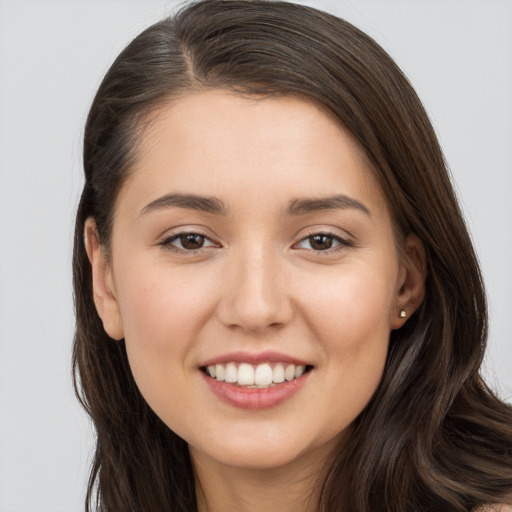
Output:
[391, 233, 427, 330]
[84, 218, 124, 340]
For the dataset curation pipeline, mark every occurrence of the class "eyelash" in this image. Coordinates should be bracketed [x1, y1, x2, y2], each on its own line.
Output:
[159, 230, 353, 255]
[158, 231, 218, 254]
[294, 231, 353, 253]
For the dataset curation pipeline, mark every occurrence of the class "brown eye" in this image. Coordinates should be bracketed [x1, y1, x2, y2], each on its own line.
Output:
[161, 232, 217, 252]
[309, 234, 334, 251]
[179, 233, 205, 250]
[295, 232, 351, 252]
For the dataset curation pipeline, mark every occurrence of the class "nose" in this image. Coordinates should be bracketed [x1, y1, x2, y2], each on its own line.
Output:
[216, 247, 293, 333]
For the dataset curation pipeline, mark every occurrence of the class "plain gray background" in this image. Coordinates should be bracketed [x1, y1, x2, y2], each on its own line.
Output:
[0, 1, 511, 510]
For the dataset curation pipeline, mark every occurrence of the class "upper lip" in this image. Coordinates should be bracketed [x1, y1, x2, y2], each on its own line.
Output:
[199, 350, 312, 368]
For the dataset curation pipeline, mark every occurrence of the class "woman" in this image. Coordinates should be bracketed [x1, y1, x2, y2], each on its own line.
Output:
[73, 1, 512, 510]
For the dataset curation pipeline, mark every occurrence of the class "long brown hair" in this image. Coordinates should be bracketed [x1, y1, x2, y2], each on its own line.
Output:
[73, 1, 512, 510]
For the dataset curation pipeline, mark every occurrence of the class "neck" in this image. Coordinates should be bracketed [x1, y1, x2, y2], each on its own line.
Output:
[191, 445, 336, 512]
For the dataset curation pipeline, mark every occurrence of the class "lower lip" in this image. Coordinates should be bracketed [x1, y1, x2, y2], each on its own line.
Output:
[201, 371, 310, 410]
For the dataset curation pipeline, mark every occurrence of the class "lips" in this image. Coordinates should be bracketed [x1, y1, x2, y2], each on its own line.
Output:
[199, 351, 313, 409]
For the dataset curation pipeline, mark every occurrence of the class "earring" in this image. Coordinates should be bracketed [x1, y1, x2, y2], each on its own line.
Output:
[399, 310, 407, 318]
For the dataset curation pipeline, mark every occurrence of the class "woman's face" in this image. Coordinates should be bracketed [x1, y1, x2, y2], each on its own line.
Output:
[87, 91, 423, 471]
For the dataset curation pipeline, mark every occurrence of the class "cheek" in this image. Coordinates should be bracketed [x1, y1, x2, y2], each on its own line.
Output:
[299, 264, 396, 347]
[113, 262, 217, 397]
[118, 262, 215, 344]
[298, 265, 395, 423]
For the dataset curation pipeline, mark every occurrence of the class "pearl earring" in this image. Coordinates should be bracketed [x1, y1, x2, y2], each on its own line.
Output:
[399, 310, 407, 318]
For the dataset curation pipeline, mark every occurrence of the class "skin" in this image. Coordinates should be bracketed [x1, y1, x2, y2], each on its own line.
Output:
[85, 91, 426, 512]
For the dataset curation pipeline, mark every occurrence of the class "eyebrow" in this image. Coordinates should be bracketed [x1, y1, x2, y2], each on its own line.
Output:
[140, 193, 228, 216]
[140, 192, 370, 217]
[286, 194, 371, 217]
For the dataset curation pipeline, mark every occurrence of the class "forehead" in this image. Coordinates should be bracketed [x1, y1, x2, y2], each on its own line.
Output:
[116, 90, 387, 219]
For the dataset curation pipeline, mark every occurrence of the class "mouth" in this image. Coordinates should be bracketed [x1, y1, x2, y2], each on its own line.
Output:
[200, 362, 314, 389]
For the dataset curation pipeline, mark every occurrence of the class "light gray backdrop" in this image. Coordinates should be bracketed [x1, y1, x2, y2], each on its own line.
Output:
[0, 1, 511, 511]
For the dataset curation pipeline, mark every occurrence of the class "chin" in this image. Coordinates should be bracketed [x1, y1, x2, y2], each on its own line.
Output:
[188, 422, 345, 472]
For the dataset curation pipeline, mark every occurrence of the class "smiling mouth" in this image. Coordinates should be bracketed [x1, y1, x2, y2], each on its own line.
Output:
[201, 362, 314, 389]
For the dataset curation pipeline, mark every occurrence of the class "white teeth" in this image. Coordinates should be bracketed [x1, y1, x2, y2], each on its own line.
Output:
[254, 363, 273, 387]
[272, 364, 285, 383]
[225, 362, 237, 383]
[237, 363, 255, 385]
[215, 364, 225, 381]
[206, 362, 309, 387]
[285, 364, 295, 381]
[294, 365, 305, 378]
